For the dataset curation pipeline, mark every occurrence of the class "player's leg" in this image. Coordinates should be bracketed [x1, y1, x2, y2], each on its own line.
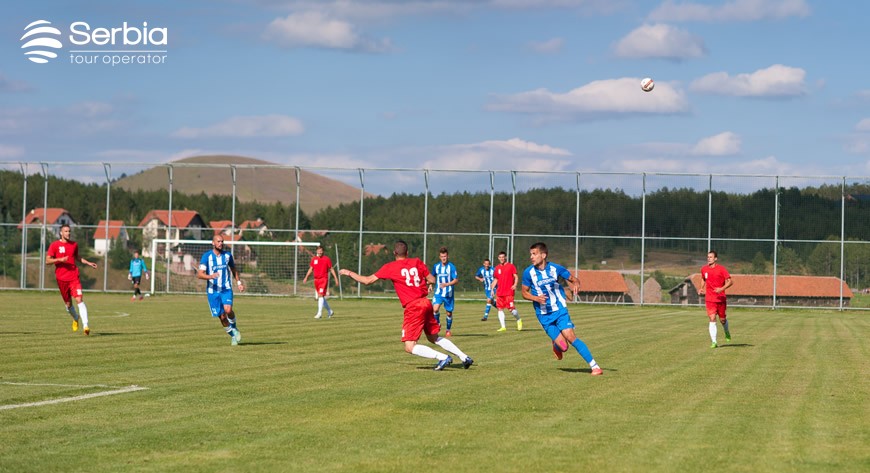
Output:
[132, 278, 138, 301]
[432, 298, 442, 325]
[59, 281, 79, 332]
[720, 302, 730, 342]
[222, 292, 240, 344]
[444, 298, 454, 336]
[543, 323, 567, 360]
[209, 294, 235, 344]
[482, 291, 492, 321]
[509, 299, 522, 331]
[427, 324, 472, 369]
[322, 291, 334, 317]
[71, 281, 90, 335]
[495, 296, 507, 331]
[404, 301, 451, 369]
[706, 303, 718, 348]
[558, 315, 602, 375]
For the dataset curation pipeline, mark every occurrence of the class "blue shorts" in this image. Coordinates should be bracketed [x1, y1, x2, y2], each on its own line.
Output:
[207, 290, 234, 317]
[432, 294, 455, 313]
[537, 308, 575, 341]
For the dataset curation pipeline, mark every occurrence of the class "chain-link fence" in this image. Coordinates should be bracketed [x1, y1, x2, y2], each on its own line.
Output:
[1, 161, 868, 310]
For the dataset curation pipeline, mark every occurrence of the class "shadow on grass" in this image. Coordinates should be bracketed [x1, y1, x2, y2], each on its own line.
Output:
[0, 332, 38, 335]
[238, 341, 289, 346]
[720, 343, 753, 348]
[558, 367, 617, 375]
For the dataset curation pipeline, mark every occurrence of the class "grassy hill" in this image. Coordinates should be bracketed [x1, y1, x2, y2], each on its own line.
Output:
[115, 155, 367, 214]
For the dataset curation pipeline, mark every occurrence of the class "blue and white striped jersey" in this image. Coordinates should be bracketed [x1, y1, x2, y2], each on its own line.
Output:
[199, 249, 236, 294]
[522, 262, 571, 316]
[476, 265, 494, 292]
[432, 261, 457, 298]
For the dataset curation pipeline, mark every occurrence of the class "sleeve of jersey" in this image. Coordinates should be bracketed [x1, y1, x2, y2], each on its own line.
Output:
[555, 263, 570, 280]
[521, 268, 531, 287]
[227, 253, 235, 268]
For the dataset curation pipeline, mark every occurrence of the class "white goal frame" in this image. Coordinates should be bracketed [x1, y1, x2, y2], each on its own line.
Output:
[149, 238, 322, 296]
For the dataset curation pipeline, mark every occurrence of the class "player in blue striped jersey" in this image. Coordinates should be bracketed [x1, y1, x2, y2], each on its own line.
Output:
[196, 235, 244, 345]
[521, 242, 603, 376]
[431, 246, 458, 337]
[475, 258, 495, 321]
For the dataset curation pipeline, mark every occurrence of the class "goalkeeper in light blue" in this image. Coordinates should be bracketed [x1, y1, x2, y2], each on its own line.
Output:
[521, 242, 603, 376]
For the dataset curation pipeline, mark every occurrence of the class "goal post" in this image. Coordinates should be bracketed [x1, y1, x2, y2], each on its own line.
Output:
[148, 239, 322, 296]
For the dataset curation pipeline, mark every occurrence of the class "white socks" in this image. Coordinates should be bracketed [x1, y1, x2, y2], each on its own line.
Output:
[498, 310, 506, 328]
[317, 297, 324, 315]
[77, 302, 89, 327]
[411, 344, 446, 360]
[709, 321, 717, 342]
[435, 337, 468, 362]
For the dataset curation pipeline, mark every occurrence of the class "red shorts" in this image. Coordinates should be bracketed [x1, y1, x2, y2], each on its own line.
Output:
[57, 279, 83, 304]
[401, 297, 440, 342]
[706, 299, 727, 319]
[314, 277, 328, 296]
[496, 294, 515, 310]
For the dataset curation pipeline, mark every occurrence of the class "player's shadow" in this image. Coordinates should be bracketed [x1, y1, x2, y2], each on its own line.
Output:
[558, 367, 617, 375]
[92, 332, 127, 336]
[447, 334, 488, 337]
[238, 341, 288, 346]
[0, 331, 38, 335]
[719, 343, 753, 348]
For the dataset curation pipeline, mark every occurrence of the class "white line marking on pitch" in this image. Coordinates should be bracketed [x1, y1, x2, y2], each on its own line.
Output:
[0, 385, 148, 410]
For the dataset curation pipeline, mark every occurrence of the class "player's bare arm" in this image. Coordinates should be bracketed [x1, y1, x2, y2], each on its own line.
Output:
[231, 266, 245, 292]
[196, 268, 219, 281]
[81, 257, 98, 269]
[46, 255, 68, 265]
[340, 268, 379, 285]
[521, 284, 546, 304]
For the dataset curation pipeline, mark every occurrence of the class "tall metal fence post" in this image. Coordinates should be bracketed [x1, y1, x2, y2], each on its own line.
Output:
[102, 163, 112, 291]
[423, 170, 430, 263]
[639, 173, 647, 306]
[19, 163, 28, 289]
[839, 177, 846, 310]
[165, 165, 173, 293]
[39, 163, 49, 290]
[356, 169, 365, 298]
[772, 176, 780, 309]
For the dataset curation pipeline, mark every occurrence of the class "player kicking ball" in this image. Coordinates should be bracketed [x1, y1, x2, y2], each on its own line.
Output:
[521, 242, 603, 376]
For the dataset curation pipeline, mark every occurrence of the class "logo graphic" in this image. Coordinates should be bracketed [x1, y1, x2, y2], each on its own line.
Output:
[20, 20, 63, 64]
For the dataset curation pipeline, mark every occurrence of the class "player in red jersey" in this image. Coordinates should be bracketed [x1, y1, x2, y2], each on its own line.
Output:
[45, 224, 98, 335]
[340, 240, 474, 371]
[490, 251, 523, 332]
[698, 250, 733, 348]
[302, 245, 339, 319]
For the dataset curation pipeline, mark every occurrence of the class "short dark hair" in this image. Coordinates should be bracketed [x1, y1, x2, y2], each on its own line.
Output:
[708, 250, 718, 258]
[530, 242, 548, 254]
[60, 224, 71, 231]
[498, 251, 507, 257]
[439, 246, 448, 254]
[483, 258, 490, 263]
[394, 240, 409, 257]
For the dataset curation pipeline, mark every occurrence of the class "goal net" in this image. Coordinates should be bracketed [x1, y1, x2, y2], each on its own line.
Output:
[148, 239, 322, 296]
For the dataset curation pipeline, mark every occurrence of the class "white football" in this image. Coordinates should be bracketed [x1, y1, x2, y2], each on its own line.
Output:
[641, 77, 654, 92]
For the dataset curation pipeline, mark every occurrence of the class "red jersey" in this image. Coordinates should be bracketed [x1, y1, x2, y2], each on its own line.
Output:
[701, 264, 731, 303]
[47, 239, 81, 282]
[494, 262, 518, 297]
[374, 258, 430, 307]
[309, 255, 333, 279]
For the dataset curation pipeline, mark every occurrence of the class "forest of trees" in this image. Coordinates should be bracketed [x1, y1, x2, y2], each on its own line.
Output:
[2, 170, 869, 290]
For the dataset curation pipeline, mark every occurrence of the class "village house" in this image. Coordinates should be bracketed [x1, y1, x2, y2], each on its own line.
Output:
[669, 274, 853, 308]
[92, 220, 128, 255]
[18, 208, 76, 239]
[138, 210, 206, 257]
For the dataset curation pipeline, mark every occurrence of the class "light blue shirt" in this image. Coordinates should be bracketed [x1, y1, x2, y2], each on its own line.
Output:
[522, 262, 571, 317]
[199, 250, 236, 294]
[129, 258, 148, 277]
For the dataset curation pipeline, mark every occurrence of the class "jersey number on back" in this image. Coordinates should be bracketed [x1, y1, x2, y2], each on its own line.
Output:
[401, 268, 421, 287]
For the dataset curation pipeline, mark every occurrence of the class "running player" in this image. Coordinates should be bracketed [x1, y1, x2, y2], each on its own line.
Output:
[340, 240, 473, 371]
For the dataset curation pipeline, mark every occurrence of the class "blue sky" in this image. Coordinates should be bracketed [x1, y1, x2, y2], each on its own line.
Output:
[2, 0, 870, 192]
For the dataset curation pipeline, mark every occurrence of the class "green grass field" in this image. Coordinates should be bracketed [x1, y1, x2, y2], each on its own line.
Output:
[1, 292, 868, 473]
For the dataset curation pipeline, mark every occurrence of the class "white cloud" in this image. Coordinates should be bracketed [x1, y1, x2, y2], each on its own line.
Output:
[0, 74, 32, 93]
[488, 77, 690, 119]
[420, 138, 573, 171]
[527, 38, 564, 54]
[0, 144, 24, 159]
[690, 64, 807, 97]
[649, 0, 811, 22]
[691, 132, 742, 156]
[263, 11, 392, 52]
[855, 119, 870, 132]
[173, 115, 305, 139]
[614, 24, 706, 59]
